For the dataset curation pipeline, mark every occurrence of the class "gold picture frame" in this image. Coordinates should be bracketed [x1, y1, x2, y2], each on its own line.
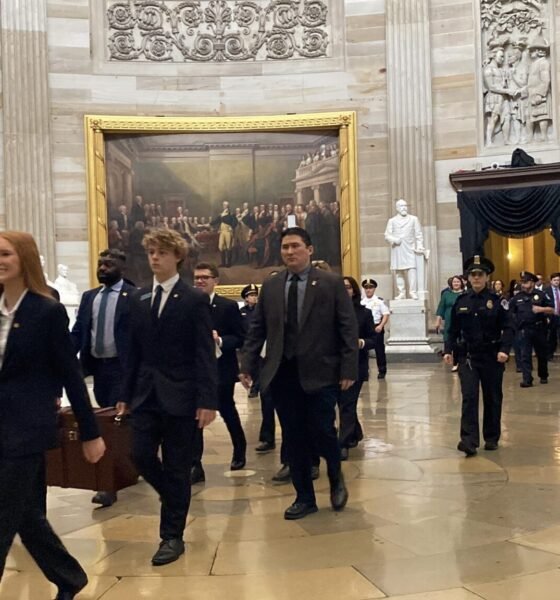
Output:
[84, 112, 360, 297]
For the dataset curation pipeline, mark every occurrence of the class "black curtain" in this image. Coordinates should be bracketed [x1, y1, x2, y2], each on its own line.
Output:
[458, 185, 560, 262]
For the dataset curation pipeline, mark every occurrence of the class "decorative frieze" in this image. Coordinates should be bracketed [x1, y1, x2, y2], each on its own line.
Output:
[480, 0, 555, 147]
[106, 0, 331, 62]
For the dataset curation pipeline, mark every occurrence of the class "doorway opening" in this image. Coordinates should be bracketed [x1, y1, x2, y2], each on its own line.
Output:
[484, 229, 560, 286]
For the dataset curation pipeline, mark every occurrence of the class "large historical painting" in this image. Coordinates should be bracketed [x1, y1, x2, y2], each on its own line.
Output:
[85, 114, 360, 296]
[480, 0, 555, 148]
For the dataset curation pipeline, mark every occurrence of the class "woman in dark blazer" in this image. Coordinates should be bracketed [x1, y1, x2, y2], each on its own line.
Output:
[338, 276, 375, 459]
[0, 231, 105, 600]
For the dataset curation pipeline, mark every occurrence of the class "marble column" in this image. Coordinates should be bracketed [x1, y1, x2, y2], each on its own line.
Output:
[386, 0, 439, 306]
[0, 0, 56, 270]
[312, 185, 321, 204]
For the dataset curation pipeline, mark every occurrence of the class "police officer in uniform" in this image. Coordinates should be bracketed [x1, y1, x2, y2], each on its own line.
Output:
[444, 256, 513, 457]
[509, 271, 554, 387]
[361, 279, 389, 379]
[239, 283, 259, 326]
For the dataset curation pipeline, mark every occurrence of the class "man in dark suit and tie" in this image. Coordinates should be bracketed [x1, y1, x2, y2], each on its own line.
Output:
[71, 248, 134, 507]
[116, 229, 218, 566]
[191, 262, 247, 483]
[240, 227, 358, 520]
[546, 272, 560, 359]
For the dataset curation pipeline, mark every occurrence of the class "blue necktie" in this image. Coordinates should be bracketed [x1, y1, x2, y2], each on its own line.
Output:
[94, 287, 112, 356]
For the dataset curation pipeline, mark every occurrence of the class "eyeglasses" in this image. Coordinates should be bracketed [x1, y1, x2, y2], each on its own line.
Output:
[194, 275, 215, 281]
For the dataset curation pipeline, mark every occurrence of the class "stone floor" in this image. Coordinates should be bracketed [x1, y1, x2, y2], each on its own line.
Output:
[3, 361, 560, 599]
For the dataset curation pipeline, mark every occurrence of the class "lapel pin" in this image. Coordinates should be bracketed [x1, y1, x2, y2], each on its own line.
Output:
[173, 293, 179, 298]
[13, 323, 20, 328]
[311, 280, 318, 286]
[122, 292, 128, 297]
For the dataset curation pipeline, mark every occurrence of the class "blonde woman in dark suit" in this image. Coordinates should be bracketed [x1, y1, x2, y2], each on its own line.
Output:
[0, 231, 105, 600]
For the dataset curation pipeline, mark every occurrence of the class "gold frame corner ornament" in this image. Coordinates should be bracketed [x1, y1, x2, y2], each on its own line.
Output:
[84, 112, 361, 297]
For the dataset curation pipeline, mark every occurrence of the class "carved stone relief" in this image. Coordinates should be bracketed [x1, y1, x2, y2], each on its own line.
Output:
[480, 0, 554, 147]
[106, 0, 330, 62]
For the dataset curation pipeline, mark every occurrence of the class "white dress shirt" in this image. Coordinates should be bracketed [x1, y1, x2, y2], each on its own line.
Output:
[152, 273, 180, 317]
[361, 294, 389, 325]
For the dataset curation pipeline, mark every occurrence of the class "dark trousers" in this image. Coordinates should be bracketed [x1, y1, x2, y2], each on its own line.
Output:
[270, 359, 341, 505]
[338, 380, 364, 448]
[513, 332, 523, 370]
[91, 357, 123, 408]
[458, 356, 504, 448]
[259, 387, 288, 463]
[193, 381, 246, 465]
[131, 396, 197, 541]
[372, 329, 387, 374]
[519, 326, 549, 383]
[0, 453, 87, 592]
[547, 316, 559, 359]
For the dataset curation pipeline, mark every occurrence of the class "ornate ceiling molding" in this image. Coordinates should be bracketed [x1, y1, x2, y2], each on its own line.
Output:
[106, 0, 331, 62]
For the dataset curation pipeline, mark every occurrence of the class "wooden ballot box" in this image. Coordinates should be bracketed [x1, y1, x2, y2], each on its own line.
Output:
[46, 407, 138, 493]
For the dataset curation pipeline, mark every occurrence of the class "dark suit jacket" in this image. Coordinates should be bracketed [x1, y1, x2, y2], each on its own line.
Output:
[210, 294, 244, 384]
[0, 292, 99, 458]
[71, 281, 135, 376]
[122, 279, 218, 416]
[240, 266, 359, 393]
[354, 303, 375, 382]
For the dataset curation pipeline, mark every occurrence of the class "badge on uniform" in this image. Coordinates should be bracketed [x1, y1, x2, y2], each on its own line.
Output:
[459, 307, 469, 312]
[533, 294, 540, 301]
[486, 299, 493, 309]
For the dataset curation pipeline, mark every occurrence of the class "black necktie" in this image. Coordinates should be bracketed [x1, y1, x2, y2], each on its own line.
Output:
[284, 274, 299, 360]
[151, 285, 163, 321]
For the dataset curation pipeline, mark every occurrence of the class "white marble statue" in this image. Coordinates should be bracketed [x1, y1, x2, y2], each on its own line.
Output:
[53, 263, 80, 305]
[39, 255, 55, 287]
[384, 199, 426, 300]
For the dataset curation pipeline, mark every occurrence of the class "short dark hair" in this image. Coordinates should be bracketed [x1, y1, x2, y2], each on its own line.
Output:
[281, 227, 312, 247]
[550, 272, 560, 280]
[99, 248, 126, 263]
[194, 262, 219, 278]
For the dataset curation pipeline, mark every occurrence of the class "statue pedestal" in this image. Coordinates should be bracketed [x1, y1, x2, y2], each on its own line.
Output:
[386, 299, 438, 357]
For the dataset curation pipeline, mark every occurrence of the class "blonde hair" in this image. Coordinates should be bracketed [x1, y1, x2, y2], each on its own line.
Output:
[142, 228, 188, 267]
[0, 231, 51, 297]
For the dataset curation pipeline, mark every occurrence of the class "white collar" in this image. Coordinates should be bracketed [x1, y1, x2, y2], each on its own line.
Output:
[152, 273, 179, 294]
[0, 289, 28, 317]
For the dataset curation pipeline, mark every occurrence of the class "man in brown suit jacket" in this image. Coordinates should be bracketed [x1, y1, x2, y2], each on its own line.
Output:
[240, 227, 358, 520]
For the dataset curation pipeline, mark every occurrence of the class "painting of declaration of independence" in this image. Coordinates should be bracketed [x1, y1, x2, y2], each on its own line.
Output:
[104, 131, 342, 288]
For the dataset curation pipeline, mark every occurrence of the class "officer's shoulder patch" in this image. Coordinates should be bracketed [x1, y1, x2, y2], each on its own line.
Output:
[501, 298, 509, 310]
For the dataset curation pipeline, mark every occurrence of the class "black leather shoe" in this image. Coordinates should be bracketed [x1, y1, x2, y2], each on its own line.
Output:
[190, 464, 206, 484]
[272, 464, 291, 482]
[91, 491, 117, 507]
[340, 447, 349, 461]
[484, 441, 498, 451]
[284, 502, 318, 520]
[55, 588, 85, 600]
[520, 381, 533, 388]
[330, 472, 348, 511]
[540, 378, 548, 384]
[311, 465, 320, 480]
[377, 372, 386, 380]
[347, 439, 358, 449]
[230, 457, 246, 471]
[151, 539, 185, 566]
[255, 441, 275, 453]
[457, 441, 477, 457]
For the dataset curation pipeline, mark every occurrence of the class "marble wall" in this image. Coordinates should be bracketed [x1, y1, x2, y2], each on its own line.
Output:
[1, 0, 559, 305]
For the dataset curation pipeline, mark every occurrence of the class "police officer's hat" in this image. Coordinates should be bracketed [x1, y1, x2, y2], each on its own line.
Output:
[361, 278, 378, 288]
[241, 283, 259, 299]
[463, 255, 495, 275]
[519, 270, 538, 282]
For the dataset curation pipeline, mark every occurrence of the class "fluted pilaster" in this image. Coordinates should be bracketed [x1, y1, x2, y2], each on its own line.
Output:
[386, 0, 439, 305]
[0, 0, 56, 270]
